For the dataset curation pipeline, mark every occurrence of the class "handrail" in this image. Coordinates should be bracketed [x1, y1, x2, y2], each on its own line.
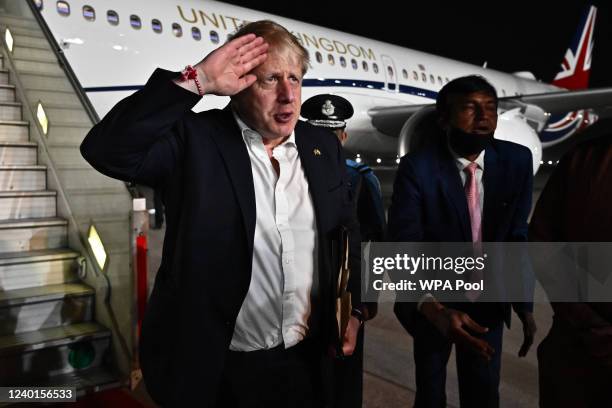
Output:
[25, 0, 99, 123]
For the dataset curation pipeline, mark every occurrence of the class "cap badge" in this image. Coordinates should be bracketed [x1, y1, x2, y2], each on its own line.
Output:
[321, 100, 335, 117]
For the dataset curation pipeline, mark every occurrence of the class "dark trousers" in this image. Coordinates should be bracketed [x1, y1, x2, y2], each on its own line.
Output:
[332, 326, 364, 408]
[413, 315, 503, 408]
[216, 339, 324, 408]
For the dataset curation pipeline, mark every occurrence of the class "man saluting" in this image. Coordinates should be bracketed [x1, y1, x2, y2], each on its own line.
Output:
[81, 20, 362, 407]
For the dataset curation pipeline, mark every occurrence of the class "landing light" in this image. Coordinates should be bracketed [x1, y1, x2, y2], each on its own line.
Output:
[36, 102, 48, 135]
[376, 158, 382, 164]
[4, 28, 13, 52]
[88, 224, 108, 270]
[356, 157, 362, 163]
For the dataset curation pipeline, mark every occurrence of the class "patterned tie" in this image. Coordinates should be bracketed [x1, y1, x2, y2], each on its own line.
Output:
[464, 162, 483, 301]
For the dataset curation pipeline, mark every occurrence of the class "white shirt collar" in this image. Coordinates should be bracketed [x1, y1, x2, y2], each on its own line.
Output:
[232, 110, 296, 147]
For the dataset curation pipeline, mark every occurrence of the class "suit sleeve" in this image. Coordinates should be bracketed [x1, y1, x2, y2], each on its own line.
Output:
[80, 68, 201, 187]
[387, 156, 423, 242]
[337, 145, 363, 311]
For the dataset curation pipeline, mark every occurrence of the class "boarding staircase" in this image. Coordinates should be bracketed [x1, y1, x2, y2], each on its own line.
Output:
[0, 2, 136, 397]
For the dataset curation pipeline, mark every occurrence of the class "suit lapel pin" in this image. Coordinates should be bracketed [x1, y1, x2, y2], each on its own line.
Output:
[313, 148, 321, 156]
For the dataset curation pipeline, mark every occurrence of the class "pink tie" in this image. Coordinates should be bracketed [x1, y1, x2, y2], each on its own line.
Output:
[464, 162, 482, 244]
[464, 162, 483, 301]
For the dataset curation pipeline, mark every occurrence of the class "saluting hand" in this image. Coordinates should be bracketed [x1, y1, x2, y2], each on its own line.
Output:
[195, 34, 268, 96]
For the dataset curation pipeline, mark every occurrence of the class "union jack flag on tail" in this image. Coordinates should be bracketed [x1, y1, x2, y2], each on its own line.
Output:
[552, 6, 596, 90]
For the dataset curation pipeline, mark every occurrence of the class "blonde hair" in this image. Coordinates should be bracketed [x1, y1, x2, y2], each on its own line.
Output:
[229, 20, 309, 75]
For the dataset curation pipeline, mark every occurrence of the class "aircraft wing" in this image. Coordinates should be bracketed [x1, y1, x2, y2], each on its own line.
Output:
[368, 87, 612, 137]
[368, 104, 431, 137]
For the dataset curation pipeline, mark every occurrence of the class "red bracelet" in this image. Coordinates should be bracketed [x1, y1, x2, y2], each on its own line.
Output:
[180, 65, 204, 96]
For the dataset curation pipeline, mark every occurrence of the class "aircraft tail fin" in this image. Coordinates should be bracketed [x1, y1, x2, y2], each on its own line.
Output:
[552, 5, 596, 90]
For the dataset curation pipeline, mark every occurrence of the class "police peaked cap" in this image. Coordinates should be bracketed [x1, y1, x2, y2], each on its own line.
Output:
[301, 94, 354, 129]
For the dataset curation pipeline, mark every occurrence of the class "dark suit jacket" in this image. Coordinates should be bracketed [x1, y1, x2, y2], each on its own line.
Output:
[387, 140, 533, 334]
[80, 69, 360, 406]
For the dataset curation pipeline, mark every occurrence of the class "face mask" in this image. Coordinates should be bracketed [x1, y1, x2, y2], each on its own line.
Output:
[448, 126, 493, 156]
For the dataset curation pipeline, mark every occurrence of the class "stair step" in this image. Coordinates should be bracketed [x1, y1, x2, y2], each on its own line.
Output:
[0, 217, 68, 252]
[26, 89, 82, 108]
[44, 107, 92, 125]
[20, 366, 120, 396]
[0, 283, 94, 335]
[0, 101, 22, 121]
[0, 249, 80, 291]
[0, 84, 15, 103]
[0, 69, 8, 85]
[19, 73, 73, 92]
[12, 34, 51, 49]
[11, 46, 56, 63]
[14, 59, 63, 76]
[0, 15, 39, 30]
[0, 165, 46, 191]
[0, 323, 111, 384]
[0, 25, 44, 39]
[0, 120, 29, 142]
[0, 190, 56, 220]
[0, 141, 37, 165]
[0, 322, 106, 355]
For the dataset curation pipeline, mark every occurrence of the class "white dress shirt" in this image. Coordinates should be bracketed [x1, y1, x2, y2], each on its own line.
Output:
[230, 112, 318, 351]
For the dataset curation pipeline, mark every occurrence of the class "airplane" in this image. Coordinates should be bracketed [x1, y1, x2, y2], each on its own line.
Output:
[31, 0, 612, 173]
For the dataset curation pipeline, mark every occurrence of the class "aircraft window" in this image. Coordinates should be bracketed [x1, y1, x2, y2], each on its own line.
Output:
[339, 56, 346, 68]
[437, 76, 443, 85]
[362, 61, 368, 71]
[430, 74, 435, 83]
[387, 66, 394, 78]
[172, 23, 182, 37]
[373, 63, 379, 74]
[351, 59, 358, 70]
[315, 52, 322, 64]
[402, 69, 408, 79]
[191, 27, 202, 41]
[56, 1, 70, 16]
[328, 54, 335, 66]
[35, 0, 43, 10]
[412, 71, 418, 80]
[152, 19, 162, 33]
[421, 72, 427, 82]
[445, 77, 449, 83]
[82, 5, 95, 21]
[130, 15, 142, 29]
[418, 64, 425, 71]
[502, 89, 507, 96]
[210, 30, 220, 44]
[107, 10, 119, 25]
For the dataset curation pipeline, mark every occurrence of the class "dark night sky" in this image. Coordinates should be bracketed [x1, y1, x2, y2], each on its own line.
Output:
[222, 1, 612, 88]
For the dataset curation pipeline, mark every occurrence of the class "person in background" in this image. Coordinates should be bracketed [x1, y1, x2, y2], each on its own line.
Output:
[302, 94, 385, 408]
[530, 134, 612, 408]
[387, 75, 536, 408]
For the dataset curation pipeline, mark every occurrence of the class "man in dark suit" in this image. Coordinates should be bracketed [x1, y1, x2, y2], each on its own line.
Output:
[388, 75, 536, 408]
[530, 134, 612, 407]
[80, 21, 362, 407]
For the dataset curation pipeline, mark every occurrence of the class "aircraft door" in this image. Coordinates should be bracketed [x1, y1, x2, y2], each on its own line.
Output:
[381, 55, 399, 93]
